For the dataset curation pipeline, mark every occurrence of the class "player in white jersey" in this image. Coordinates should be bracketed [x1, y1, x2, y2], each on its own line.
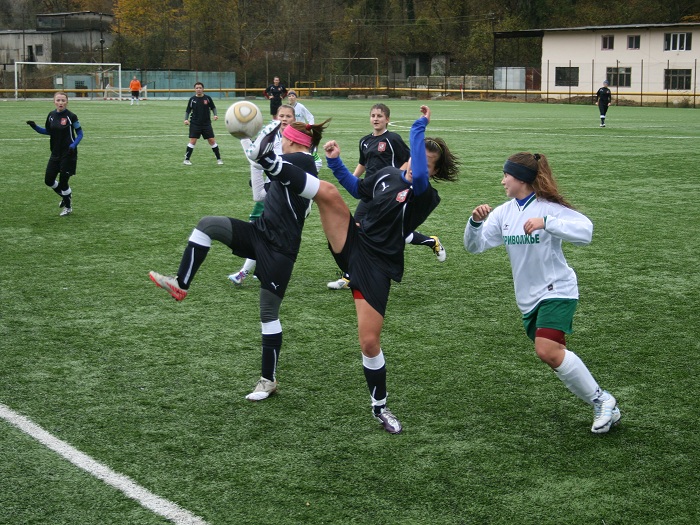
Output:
[286, 90, 314, 124]
[464, 151, 621, 434]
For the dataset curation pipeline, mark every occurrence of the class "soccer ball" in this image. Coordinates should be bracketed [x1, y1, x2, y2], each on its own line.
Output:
[225, 101, 263, 139]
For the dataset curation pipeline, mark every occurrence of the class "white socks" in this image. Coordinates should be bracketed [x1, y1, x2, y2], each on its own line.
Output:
[554, 349, 600, 405]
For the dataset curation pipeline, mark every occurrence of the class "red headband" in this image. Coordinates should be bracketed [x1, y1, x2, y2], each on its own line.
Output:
[282, 125, 312, 148]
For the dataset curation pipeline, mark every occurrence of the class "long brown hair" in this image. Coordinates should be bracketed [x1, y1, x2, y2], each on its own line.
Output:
[507, 152, 573, 208]
[425, 137, 459, 182]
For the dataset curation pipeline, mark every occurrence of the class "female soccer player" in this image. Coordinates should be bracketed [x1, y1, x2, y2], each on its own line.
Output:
[26, 91, 83, 216]
[464, 152, 621, 434]
[327, 103, 446, 290]
[183, 82, 222, 165]
[150, 119, 330, 401]
[246, 105, 458, 433]
[228, 104, 297, 285]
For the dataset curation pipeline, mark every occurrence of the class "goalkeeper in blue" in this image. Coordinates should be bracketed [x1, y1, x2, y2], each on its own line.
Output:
[464, 152, 621, 434]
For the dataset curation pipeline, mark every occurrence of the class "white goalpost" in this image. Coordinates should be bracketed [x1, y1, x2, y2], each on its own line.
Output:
[13, 61, 122, 100]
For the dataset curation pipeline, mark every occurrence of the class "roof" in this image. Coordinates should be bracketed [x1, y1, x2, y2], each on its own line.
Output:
[495, 22, 700, 39]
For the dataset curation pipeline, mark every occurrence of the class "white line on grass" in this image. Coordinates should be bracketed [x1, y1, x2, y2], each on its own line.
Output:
[0, 403, 209, 525]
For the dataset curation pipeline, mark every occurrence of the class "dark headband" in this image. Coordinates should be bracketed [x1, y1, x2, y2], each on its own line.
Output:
[503, 160, 537, 183]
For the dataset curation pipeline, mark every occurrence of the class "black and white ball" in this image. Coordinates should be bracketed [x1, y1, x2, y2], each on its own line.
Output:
[225, 101, 264, 139]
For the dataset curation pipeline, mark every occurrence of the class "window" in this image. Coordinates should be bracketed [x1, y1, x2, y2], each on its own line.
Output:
[36, 44, 43, 56]
[664, 69, 692, 90]
[664, 32, 692, 51]
[606, 67, 632, 88]
[555, 67, 579, 87]
[602, 35, 614, 50]
[627, 35, 640, 49]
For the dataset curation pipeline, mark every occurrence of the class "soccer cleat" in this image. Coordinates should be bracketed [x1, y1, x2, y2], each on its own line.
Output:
[430, 236, 446, 262]
[245, 121, 280, 162]
[591, 392, 620, 433]
[373, 407, 402, 434]
[183, 159, 192, 165]
[149, 270, 188, 301]
[217, 159, 224, 165]
[227, 270, 248, 285]
[59, 207, 72, 216]
[245, 377, 277, 401]
[600, 123, 605, 127]
[327, 276, 350, 290]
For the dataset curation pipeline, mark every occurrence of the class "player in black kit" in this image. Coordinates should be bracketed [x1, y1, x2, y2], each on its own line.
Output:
[183, 82, 222, 165]
[264, 76, 288, 117]
[327, 104, 447, 290]
[246, 106, 459, 434]
[26, 91, 84, 216]
[150, 119, 330, 401]
[595, 80, 612, 127]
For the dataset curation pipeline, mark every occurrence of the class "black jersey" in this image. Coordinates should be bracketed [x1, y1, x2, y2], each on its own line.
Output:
[185, 95, 216, 124]
[265, 83, 288, 102]
[358, 130, 410, 175]
[355, 167, 440, 281]
[45, 109, 79, 156]
[596, 87, 612, 105]
[254, 152, 317, 259]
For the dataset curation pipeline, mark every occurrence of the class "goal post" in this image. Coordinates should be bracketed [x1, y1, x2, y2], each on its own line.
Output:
[13, 61, 122, 100]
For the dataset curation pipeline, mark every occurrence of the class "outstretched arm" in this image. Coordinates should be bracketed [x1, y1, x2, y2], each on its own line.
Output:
[26, 120, 48, 135]
[325, 140, 360, 198]
[409, 106, 431, 196]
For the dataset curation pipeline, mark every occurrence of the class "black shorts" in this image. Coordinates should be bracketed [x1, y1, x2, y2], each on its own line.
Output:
[228, 218, 296, 299]
[331, 216, 392, 317]
[131, 90, 139, 98]
[189, 123, 215, 140]
[46, 152, 77, 178]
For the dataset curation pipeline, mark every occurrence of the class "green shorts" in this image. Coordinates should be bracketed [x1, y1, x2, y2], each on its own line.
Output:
[522, 299, 578, 341]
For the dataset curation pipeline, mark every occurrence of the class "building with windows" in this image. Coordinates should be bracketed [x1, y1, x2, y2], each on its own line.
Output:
[0, 12, 113, 69]
[495, 23, 699, 103]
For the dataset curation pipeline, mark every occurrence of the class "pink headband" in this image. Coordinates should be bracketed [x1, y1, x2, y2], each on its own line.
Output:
[282, 125, 312, 148]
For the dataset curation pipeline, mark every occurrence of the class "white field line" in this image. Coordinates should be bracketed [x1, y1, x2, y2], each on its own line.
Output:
[0, 403, 209, 525]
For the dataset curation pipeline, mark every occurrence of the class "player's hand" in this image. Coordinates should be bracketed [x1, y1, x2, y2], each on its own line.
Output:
[420, 105, 431, 122]
[523, 217, 545, 235]
[323, 140, 340, 159]
[471, 204, 492, 222]
[184, 119, 189, 125]
[67, 146, 76, 156]
[213, 115, 218, 121]
[26, 120, 36, 127]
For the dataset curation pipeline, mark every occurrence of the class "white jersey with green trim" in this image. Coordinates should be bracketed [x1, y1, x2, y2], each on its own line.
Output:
[464, 194, 593, 314]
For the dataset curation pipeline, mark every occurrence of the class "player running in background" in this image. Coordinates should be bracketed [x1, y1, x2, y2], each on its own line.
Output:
[26, 91, 83, 217]
[150, 119, 330, 401]
[246, 105, 458, 434]
[183, 82, 223, 165]
[228, 104, 298, 286]
[595, 80, 612, 127]
[264, 76, 288, 118]
[464, 151, 621, 434]
[328, 103, 446, 290]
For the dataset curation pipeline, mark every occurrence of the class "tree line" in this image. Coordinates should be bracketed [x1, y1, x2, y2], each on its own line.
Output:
[2, 0, 698, 85]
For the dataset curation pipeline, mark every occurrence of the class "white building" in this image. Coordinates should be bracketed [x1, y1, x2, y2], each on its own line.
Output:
[496, 23, 700, 103]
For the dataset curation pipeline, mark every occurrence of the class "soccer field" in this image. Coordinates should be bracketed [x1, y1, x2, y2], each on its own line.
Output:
[1, 97, 699, 525]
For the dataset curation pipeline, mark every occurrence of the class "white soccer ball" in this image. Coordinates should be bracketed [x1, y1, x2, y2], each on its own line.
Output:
[225, 101, 263, 139]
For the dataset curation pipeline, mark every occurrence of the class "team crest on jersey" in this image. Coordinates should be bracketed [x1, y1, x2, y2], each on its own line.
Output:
[204, 99, 209, 105]
[378, 142, 386, 152]
[61, 118, 68, 126]
[396, 189, 409, 202]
